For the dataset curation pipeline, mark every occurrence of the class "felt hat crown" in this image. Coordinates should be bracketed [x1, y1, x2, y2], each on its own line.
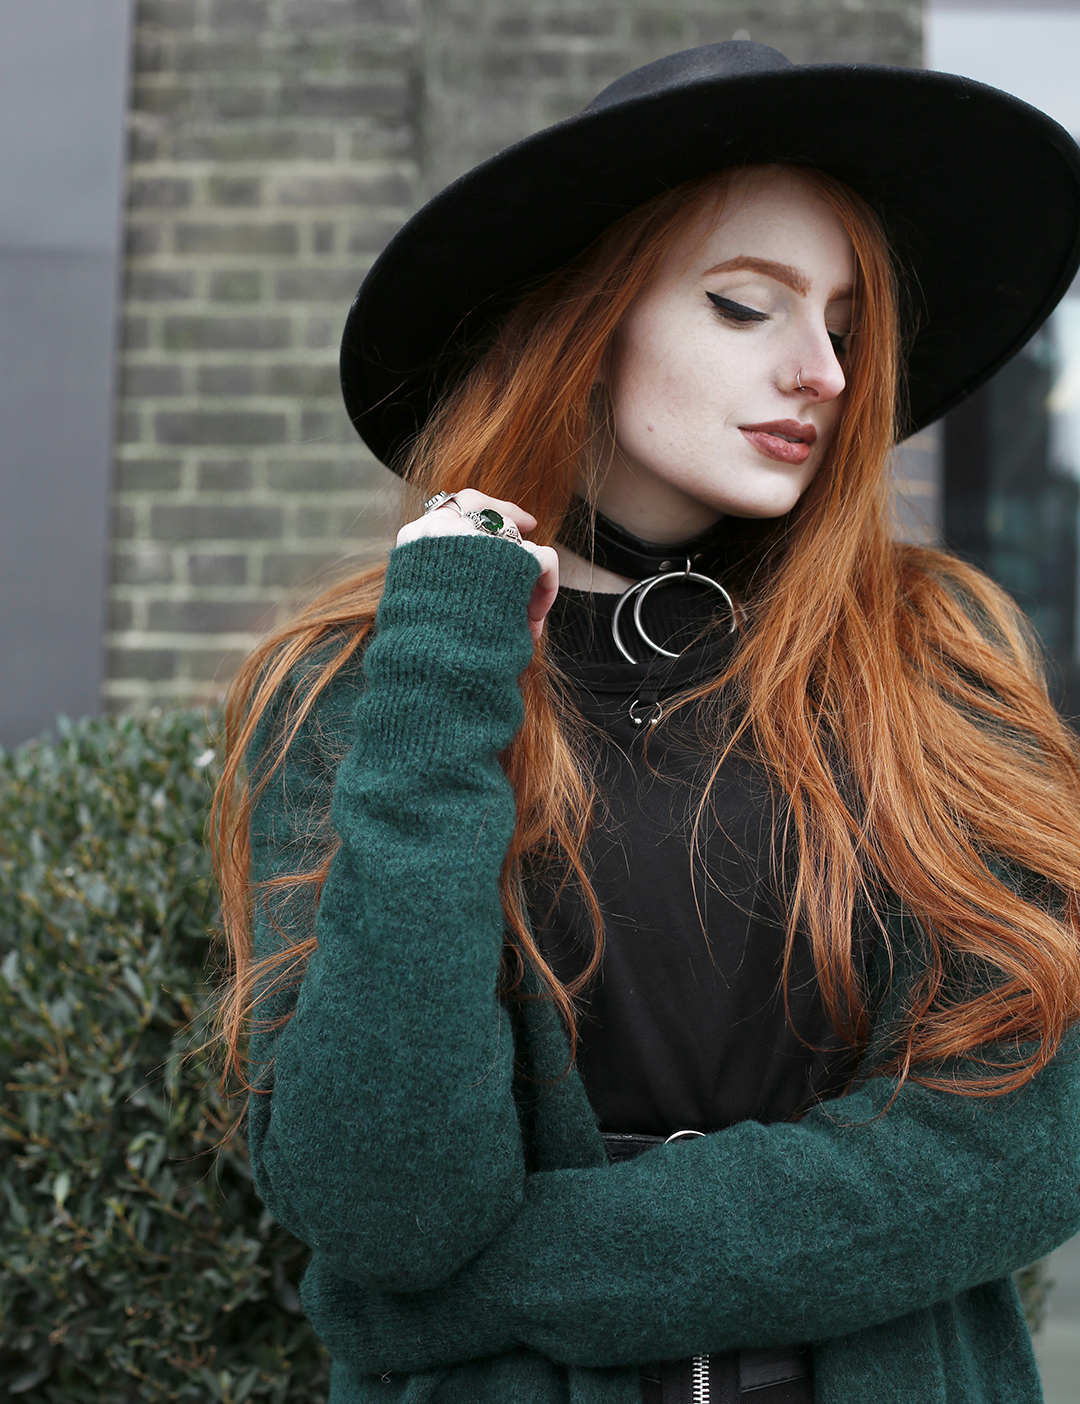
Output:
[340, 40, 1080, 471]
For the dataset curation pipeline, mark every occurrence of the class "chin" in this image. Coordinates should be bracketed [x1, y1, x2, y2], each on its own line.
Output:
[698, 461, 818, 522]
[714, 490, 807, 521]
[735, 475, 820, 519]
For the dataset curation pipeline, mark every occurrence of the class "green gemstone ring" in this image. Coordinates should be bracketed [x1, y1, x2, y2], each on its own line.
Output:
[464, 508, 522, 543]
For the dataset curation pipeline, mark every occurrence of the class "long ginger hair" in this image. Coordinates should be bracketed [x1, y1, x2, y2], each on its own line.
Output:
[212, 164, 1080, 1102]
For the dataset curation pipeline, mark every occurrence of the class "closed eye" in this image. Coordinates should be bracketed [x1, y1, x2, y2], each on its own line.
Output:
[708, 290, 850, 357]
[706, 291, 768, 324]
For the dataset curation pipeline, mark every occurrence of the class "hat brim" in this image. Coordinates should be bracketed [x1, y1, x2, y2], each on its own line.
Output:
[340, 62, 1080, 470]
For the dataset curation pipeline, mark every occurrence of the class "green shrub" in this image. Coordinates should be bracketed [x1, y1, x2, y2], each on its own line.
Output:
[0, 711, 329, 1403]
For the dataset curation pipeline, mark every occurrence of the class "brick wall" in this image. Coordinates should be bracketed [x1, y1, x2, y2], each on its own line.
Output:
[108, 0, 924, 711]
[418, 0, 923, 197]
[110, 0, 421, 710]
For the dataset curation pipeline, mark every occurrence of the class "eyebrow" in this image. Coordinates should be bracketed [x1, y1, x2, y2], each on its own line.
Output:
[702, 255, 853, 302]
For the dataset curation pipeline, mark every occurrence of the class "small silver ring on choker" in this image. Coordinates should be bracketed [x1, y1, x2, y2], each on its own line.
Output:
[611, 560, 737, 664]
[628, 698, 664, 728]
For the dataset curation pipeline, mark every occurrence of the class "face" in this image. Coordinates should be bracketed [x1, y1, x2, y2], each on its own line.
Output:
[594, 166, 856, 543]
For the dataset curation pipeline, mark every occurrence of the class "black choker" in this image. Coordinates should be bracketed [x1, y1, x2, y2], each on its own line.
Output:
[557, 495, 729, 581]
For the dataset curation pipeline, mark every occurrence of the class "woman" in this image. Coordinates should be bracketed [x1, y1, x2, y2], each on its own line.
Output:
[213, 42, 1080, 1404]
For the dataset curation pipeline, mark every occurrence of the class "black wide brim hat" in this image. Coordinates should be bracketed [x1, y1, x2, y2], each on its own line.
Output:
[340, 41, 1080, 472]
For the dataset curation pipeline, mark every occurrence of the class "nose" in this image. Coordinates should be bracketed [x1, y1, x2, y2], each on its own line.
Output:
[790, 324, 846, 402]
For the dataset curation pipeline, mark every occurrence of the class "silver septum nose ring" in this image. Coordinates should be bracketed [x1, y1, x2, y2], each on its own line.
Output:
[796, 370, 806, 392]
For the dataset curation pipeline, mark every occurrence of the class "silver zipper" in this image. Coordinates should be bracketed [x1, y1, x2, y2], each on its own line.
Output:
[692, 1354, 711, 1404]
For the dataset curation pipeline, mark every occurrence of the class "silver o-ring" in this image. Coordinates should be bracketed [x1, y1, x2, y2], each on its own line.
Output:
[611, 568, 736, 663]
[633, 570, 736, 658]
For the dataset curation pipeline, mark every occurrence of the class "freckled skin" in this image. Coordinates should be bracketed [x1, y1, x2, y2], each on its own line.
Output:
[593, 166, 855, 546]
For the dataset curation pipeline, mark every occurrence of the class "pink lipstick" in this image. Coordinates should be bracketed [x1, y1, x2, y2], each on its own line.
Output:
[739, 419, 817, 465]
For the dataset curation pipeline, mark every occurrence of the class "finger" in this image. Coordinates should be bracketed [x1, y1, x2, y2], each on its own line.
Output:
[427, 490, 538, 534]
[521, 543, 559, 642]
[451, 491, 538, 532]
[395, 511, 475, 547]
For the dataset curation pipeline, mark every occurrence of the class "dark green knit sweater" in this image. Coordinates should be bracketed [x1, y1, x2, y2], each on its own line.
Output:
[246, 534, 1080, 1404]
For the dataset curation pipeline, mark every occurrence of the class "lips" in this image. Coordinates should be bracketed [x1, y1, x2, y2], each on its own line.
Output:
[739, 419, 817, 466]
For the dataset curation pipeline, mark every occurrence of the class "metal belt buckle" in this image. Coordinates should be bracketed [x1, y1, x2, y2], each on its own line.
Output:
[664, 1128, 706, 1146]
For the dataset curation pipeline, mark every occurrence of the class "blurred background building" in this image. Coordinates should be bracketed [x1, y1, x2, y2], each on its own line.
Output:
[929, 0, 1080, 722]
[922, 14, 1080, 1399]
[0, 1, 132, 750]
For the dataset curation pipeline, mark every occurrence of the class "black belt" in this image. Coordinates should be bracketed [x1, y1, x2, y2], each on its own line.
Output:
[601, 1134, 813, 1404]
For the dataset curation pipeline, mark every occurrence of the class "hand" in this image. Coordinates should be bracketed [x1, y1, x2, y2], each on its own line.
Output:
[396, 490, 559, 643]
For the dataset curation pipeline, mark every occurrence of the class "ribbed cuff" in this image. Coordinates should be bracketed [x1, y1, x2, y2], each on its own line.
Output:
[355, 534, 542, 762]
[378, 532, 541, 651]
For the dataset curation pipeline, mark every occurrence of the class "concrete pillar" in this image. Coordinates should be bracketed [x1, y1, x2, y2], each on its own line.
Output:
[0, 0, 133, 747]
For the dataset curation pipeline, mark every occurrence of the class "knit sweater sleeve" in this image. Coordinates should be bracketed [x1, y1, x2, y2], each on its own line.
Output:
[464, 1037, 1080, 1366]
[324, 1010, 1080, 1372]
[244, 533, 539, 1292]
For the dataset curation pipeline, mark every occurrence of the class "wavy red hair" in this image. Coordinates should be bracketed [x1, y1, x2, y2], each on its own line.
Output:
[211, 165, 1080, 1103]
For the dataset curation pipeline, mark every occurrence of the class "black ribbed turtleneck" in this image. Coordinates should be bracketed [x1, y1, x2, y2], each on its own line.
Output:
[524, 582, 863, 1137]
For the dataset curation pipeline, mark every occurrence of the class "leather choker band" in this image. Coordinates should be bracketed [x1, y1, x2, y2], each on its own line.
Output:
[557, 495, 728, 582]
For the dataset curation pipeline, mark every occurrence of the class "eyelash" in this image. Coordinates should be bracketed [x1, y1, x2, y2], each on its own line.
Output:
[706, 291, 767, 324]
[706, 291, 850, 357]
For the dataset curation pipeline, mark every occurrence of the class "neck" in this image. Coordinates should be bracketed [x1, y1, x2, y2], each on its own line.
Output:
[556, 543, 635, 593]
[556, 495, 731, 583]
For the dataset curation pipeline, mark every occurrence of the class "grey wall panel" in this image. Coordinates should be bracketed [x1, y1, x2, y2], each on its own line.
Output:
[0, 0, 132, 252]
[0, 0, 132, 747]
[0, 248, 120, 746]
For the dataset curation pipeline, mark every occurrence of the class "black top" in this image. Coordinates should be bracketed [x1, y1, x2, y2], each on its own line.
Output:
[525, 579, 863, 1137]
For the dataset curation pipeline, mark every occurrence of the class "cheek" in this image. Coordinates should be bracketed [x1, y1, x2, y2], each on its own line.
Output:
[613, 323, 714, 429]
[609, 318, 660, 405]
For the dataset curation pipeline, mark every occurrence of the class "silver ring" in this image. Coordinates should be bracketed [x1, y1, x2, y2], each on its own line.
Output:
[628, 698, 663, 728]
[464, 508, 522, 543]
[611, 564, 736, 664]
[796, 370, 806, 392]
[423, 490, 466, 517]
[633, 569, 736, 658]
